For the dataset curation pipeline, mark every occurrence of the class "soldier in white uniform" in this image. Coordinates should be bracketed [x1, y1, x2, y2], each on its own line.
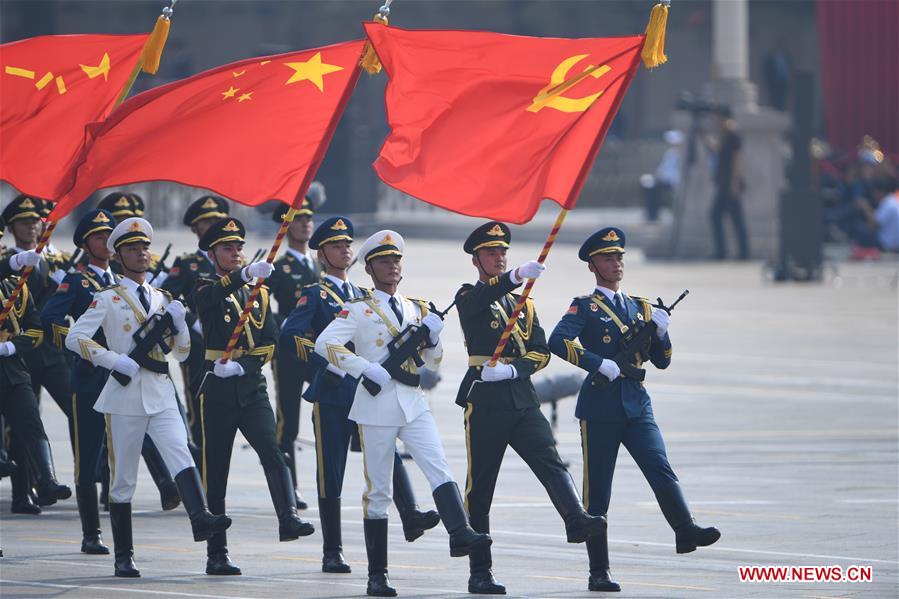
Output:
[66, 218, 231, 578]
[315, 230, 491, 597]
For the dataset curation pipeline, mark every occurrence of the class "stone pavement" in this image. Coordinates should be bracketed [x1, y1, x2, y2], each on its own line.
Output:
[1, 236, 896, 598]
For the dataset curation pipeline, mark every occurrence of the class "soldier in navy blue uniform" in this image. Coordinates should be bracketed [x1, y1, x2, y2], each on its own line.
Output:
[548, 227, 720, 592]
[161, 195, 229, 448]
[280, 217, 439, 574]
[267, 186, 327, 511]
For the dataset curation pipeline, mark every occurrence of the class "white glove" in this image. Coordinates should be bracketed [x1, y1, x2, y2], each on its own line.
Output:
[113, 354, 140, 378]
[213, 359, 245, 378]
[0, 341, 16, 357]
[242, 261, 274, 281]
[515, 260, 545, 281]
[481, 361, 517, 382]
[166, 300, 187, 332]
[362, 362, 390, 387]
[421, 313, 444, 345]
[598, 358, 621, 382]
[9, 250, 41, 272]
[651, 308, 670, 338]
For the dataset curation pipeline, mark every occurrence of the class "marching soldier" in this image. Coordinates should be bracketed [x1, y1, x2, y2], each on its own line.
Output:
[195, 217, 314, 576]
[1, 195, 74, 514]
[455, 222, 607, 595]
[0, 246, 72, 512]
[41, 209, 120, 554]
[315, 230, 490, 597]
[548, 227, 720, 592]
[267, 185, 327, 511]
[280, 217, 440, 574]
[161, 195, 230, 448]
[66, 217, 231, 577]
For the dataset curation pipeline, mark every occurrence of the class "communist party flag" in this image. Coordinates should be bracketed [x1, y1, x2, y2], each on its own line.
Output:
[0, 34, 149, 200]
[51, 39, 365, 220]
[365, 24, 644, 224]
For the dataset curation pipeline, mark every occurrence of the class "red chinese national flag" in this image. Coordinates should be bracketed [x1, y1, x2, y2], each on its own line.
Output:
[365, 24, 644, 224]
[0, 34, 148, 200]
[51, 39, 365, 221]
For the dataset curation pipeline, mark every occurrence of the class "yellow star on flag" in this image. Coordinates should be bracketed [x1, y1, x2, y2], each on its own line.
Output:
[222, 86, 239, 99]
[237, 92, 253, 103]
[283, 52, 343, 92]
[80, 53, 111, 81]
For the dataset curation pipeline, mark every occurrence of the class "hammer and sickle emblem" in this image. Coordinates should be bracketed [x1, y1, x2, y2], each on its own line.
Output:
[527, 54, 612, 113]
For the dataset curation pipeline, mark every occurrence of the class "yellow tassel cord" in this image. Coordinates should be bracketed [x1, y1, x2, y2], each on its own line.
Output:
[641, 2, 669, 69]
[360, 13, 389, 74]
[140, 15, 171, 74]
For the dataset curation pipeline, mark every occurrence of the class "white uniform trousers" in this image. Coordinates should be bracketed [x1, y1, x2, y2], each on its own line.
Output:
[358, 411, 455, 519]
[105, 407, 194, 503]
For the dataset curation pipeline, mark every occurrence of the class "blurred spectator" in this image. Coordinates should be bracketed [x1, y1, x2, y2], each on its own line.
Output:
[710, 108, 749, 260]
[848, 175, 899, 255]
[763, 41, 794, 111]
[641, 130, 683, 221]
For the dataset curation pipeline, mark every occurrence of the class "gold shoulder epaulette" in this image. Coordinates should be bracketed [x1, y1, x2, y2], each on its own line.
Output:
[158, 288, 173, 302]
[346, 296, 368, 304]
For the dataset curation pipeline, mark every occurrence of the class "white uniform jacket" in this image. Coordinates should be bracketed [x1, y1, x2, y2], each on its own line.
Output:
[66, 280, 190, 416]
[315, 290, 443, 426]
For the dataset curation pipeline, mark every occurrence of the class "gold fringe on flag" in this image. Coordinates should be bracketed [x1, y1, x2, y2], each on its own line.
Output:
[641, 1, 669, 69]
[360, 13, 389, 74]
[140, 15, 171, 74]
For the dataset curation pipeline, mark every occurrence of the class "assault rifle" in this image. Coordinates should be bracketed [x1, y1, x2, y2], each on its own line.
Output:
[148, 243, 172, 283]
[111, 311, 178, 386]
[361, 300, 456, 396]
[590, 290, 689, 388]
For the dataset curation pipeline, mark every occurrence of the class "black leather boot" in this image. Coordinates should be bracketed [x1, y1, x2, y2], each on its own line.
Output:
[76, 484, 109, 554]
[205, 497, 241, 576]
[432, 482, 491, 557]
[174, 467, 231, 542]
[109, 502, 140, 577]
[284, 450, 308, 510]
[364, 518, 396, 597]
[586, 527, 620, 592]
[319, 497, 351, 573]
[11, 464, 40, 514]
[654, 482, 720, 554]
[24, 439, 72, 506]
[0, 450, 17, 478]
[142, 439, 180, 511]
[467, 514, 505, 594]
[545, 473, 606, 543]
[265, 465, 315, 541]
[392, 453, 440, 542]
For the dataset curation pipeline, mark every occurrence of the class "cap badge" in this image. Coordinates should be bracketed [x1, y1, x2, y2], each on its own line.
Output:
[222, 220, 240, 232]
[332, 219, 348, 231]
[93, 212, 110, 223]
[201, 198, 218, 209]
[602, 230, 620, 242]
[487, 224, 504, 237]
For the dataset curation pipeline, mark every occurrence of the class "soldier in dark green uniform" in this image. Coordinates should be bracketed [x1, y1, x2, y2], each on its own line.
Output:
[0, 255, 72, 512]
[266, 183, 326, 511]
[455, 222, 607, 595]
[161, 195, 229, 448]
[1, 195, 75, 514]
[195, 217, 315, 576]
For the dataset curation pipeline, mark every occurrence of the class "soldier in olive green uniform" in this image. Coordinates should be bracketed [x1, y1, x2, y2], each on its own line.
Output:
[267, 184, 326, 510]
[455, 222, 606, 595]
[195, 217, 315, 576]
[161, 196, 230, 447]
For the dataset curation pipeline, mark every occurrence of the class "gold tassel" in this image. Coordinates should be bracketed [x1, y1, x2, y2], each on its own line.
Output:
[641, 2, 669, 69]
[140, 15, 171, 75]
[360, 13, 388, 74]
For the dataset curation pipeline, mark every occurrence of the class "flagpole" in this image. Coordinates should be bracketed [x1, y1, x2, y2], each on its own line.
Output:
[0, 4, 176, 330]
[219, 206, 299, 362]
[486, 207, 569, 367]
